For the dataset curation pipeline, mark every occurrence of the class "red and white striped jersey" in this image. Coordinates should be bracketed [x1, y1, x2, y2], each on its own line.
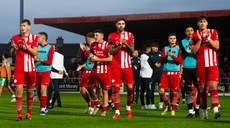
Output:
[12, 34, 38, 72]
[90, 41, 110, 74]
[195, 29, 219, 67]
[108, 31, 134, 69]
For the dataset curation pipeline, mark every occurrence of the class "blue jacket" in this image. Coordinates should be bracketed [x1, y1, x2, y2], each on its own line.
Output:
[148, 51, 163, 77]
[131, 57, 140, 77]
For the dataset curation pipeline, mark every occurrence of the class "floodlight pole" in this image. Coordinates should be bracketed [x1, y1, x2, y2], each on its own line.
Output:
[20, 0, 24, 33]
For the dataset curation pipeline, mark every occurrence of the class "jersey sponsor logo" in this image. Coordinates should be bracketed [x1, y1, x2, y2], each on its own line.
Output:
[38, 50, 48, 53]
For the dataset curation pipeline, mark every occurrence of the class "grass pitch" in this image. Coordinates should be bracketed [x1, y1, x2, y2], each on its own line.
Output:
[0, 93, 229, 128]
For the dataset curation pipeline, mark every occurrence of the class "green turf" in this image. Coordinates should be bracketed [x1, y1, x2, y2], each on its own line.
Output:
[0, 93, 229, 128]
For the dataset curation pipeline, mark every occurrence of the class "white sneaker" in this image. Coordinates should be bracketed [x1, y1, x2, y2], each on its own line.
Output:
[141, 105, 147, 109]
[11, 98, 16, 102]
[202, 109, 208, 119]
[93, 106, 100, 115]
[89, 107, 94, 115]
[101, 111, 106, 116]
[147, 104, 151, 109]
[150, 104, 157, 110]
[159, 102, 163, 109]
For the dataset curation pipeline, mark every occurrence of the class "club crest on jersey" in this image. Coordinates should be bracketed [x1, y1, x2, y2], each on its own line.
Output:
[18, 44, 27, 50]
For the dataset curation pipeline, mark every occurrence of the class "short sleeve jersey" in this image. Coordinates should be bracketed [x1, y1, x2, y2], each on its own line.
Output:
[192, 29, 219, 67]
[108, 31, 134, 69]
[90, 41, 110, 73]
[12, 34, 38, 72]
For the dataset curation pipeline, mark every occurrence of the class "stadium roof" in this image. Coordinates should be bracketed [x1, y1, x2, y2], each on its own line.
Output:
[34, 9, 230, 42]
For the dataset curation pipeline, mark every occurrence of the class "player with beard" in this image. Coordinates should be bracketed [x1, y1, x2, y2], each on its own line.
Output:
[108, 18, 134, 118]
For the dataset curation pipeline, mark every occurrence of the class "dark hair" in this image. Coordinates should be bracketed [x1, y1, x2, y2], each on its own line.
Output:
[38, 32, 48, 41]
[151, 42, 159, 47]
[3, 53, 9, 59]
[86, 32, 94, 38]
[168, 33, 177, 38]
[114, 17, 126, 24]
[142, 43, 151, 52]
[20, 19, 31, 26]
[94, 29, 104, 35]
[197, 15, 208, 22]
[184, 24, 194, 31]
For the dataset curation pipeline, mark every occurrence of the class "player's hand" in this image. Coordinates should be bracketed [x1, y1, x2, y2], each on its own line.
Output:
[196, 30, 202, 41]
[90, 55, 99, 62]
[205, 30, 211, 42]
[120, 38, 128, 47]
[11, 40, 19, 50]
[80, 42, 88, 51]
[23, 38, 28, 47]
[167, 50, 173, 57]
[76, 64, 84, 71]
[155, 62, 161, 68]
[58, 70, 63, 75]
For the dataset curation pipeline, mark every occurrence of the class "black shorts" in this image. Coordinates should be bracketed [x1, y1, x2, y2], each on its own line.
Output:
[182, 68, 198, 88]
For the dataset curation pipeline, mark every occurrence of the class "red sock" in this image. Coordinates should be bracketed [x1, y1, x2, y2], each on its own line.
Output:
[94, 99, 100, 107]
[211, 90, 219, 108]
[90, 100, 94, 108]
[191, 91, 197, 107]
[172, 93, 178, 111]
[101, 105, 107, 112]
[115, 103, 120, 110]
[27, 96, 34, 114]
[127, 87, 133, 106]
[81, 92, 90, 104]
[40, 96, 47, 108]
[16, 97, 22, 115]
[160, 93, 169, 106]
[113, 86, 120, 110]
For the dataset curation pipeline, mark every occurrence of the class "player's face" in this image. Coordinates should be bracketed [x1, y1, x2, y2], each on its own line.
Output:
[116, 20, 125, 32]
[20, 22, 30, 34]
[197, 19, 208, 31]
[152, 46, 158, 52]
[146, 47, 151, 53]
[94, 32, 104, 42]
[86, 37, 95, 46]
[132, 50, 138, 57]
[168, 35, 177, 45]
[37, 34, 45, 44]
[185, 27, 194, 38]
